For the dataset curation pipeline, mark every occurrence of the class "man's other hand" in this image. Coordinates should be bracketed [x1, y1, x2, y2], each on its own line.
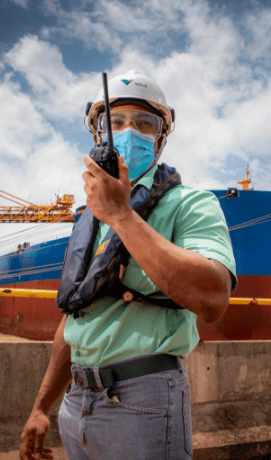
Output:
[20, 410, 53, 460]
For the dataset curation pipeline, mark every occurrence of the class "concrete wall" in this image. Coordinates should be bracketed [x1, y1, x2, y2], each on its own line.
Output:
[184, 341, 271, 459]
[0, 342, 63, 454]
[1, 341, 271, 459]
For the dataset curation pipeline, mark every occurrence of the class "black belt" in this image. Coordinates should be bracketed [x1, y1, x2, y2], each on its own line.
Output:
[72, 354, 181, 389]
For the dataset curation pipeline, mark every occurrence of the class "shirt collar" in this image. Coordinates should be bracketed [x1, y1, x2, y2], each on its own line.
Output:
[132, 165, 158, 190]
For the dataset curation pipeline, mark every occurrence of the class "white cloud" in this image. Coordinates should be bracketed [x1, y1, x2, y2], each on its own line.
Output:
[0, 73, 49, 159]
[5, 35, 71, 93]
[0, 130, 86, 210]
[224, 84, 271, 157]
[244, 9, 271, 62]
[42, 13, 123, 53]
[9, 0, 28, 8]
[0, 41, 89, 213]
[5, 35, 101, 122]
[249, 158, 271, 191]
[40, 0, 186, 53]
[26, 132, 85, 195]
[2, 0, 271, 196]
[43, 0, 60, 15]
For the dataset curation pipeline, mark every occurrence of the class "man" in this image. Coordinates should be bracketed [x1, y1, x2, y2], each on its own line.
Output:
[20, 70, 236, 460]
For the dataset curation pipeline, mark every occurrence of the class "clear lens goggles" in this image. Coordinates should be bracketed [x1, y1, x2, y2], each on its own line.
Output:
[98, 109, 163, 140]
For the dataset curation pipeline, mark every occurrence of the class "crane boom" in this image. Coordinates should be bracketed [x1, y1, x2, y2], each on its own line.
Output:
[0, 191, 79, 222]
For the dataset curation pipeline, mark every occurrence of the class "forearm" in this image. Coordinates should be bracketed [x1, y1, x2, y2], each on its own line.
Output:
[82, 156, 231, 322]
[31, 315, 72, 416]
[113, 209, 231, 322]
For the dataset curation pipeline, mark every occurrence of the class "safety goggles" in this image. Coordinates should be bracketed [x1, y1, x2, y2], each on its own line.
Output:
[97, 109, 163, 140]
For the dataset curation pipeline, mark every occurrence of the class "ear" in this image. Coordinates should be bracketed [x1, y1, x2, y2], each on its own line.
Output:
[155, 135, 167, 157]
[158, 136, 167, 149]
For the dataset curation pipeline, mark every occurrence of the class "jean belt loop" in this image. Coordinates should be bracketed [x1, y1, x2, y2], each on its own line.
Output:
[177, 356, 183, 370]
[93, 367, 104, 390]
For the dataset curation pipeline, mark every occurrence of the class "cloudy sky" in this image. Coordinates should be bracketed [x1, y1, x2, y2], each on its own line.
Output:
[0, 0, 271, 238]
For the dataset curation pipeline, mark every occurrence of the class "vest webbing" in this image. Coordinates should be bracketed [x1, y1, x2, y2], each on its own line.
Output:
[56, 163, 181, 318]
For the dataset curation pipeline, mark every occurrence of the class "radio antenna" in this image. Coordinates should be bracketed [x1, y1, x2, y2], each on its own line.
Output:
[102, 73, 113, 154]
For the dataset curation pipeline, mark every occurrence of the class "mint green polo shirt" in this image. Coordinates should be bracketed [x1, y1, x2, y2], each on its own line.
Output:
[64, 165, 237, 367]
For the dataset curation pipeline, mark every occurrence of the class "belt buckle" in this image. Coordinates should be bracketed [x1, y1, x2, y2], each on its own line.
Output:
[74, 371, 85, 387]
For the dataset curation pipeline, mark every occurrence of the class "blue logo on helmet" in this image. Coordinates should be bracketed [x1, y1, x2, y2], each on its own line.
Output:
[121, 79, 133, 85]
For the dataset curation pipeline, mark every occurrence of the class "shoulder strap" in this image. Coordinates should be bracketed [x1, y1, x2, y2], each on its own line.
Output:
[56, 164, 181, 317]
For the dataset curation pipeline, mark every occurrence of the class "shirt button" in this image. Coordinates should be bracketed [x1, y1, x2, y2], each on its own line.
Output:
[76, 351, 81, 357]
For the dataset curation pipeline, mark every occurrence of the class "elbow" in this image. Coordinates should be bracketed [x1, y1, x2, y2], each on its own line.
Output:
[167, 270, 231, 323]
[201, 273, 231, 323]
[202, 297, 229, 324]
[202, 308, 223, 324]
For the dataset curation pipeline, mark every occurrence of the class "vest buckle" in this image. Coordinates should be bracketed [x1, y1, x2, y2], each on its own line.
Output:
[123, 291, 134, 302]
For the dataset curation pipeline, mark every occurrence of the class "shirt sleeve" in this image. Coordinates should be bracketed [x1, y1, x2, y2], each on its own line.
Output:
[172, 188, 237, 292]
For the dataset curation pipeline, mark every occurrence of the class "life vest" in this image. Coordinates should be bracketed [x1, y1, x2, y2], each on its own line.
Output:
[56, 163, 181, 318]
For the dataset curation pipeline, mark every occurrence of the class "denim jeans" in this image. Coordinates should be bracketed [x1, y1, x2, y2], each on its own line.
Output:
[58, 354, 193, 460]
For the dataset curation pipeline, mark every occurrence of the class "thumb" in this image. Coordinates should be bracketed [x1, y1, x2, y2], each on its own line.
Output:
[118, 156, 130, 183]
[34, 431, 45, 459]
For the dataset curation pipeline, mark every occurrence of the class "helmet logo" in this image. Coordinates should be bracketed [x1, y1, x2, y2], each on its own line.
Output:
[135, 82, 147, 88]
[121, 79, 133, 85]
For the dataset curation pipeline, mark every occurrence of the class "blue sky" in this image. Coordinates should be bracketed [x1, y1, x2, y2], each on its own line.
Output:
[0, 0, 271, 238]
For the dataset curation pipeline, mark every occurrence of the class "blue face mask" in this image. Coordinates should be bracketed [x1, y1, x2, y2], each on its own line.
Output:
[105, 128, 156, 181]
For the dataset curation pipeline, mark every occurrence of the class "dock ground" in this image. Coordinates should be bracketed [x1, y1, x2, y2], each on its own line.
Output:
[0, 447, 68, 460]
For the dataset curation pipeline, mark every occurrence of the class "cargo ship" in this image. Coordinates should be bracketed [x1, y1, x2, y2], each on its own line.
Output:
[0, 168, 270, 341]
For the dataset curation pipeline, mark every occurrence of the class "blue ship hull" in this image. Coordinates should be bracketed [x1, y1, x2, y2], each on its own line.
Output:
[0, 190, 271, 340]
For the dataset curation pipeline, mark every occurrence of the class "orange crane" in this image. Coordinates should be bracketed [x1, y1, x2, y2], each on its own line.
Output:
[237, 166, 253, 191]
[0, 190, 80, 222]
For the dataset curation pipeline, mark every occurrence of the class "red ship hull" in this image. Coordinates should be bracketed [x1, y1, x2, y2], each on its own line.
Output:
[197, 274, 271, 341]
[0, 280, 62, 341]
[1, 275, 270, 341]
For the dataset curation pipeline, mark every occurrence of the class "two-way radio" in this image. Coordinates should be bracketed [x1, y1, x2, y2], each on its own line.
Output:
[89, 73, 119, 178]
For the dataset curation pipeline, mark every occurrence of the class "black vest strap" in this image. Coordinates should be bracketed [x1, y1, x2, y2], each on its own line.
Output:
[108, 282, 183, 311]
[56, 164, 181, 318]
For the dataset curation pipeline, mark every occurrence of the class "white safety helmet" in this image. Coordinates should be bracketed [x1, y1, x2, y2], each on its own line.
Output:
[86, 70, 175, 137]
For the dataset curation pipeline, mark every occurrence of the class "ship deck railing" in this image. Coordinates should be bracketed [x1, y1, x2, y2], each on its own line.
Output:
[0, 288, 271, 305]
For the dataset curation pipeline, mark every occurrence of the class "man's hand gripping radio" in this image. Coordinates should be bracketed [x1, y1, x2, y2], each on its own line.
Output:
[89, 73, 119, 178]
